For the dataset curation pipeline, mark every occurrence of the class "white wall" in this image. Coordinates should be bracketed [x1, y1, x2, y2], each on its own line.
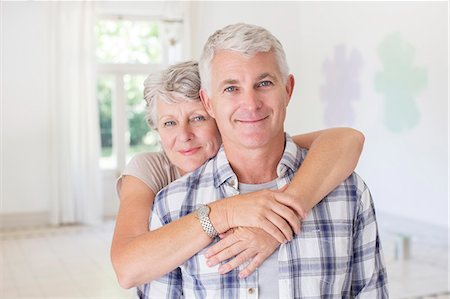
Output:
[2, 2, 52, 215]
[2, 2, 448, 229]
[189, 2, 448, 228]
[1, 1, 191, 224]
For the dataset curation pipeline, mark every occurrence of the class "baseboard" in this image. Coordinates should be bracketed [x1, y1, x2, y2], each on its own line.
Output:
[0, 212, 50, 230]
[377, 211, 449, 248]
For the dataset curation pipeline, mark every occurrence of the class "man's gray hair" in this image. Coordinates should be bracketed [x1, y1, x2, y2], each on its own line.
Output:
[143, 60, 201, 129]
[198, 23, 290, 96]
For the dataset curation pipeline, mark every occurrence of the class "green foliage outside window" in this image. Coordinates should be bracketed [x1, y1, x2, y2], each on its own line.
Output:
[96, 19, 163, 159]
[124, 74, 149, 146]
[98, 76, 113, 156]
[95, 19, 163, 64]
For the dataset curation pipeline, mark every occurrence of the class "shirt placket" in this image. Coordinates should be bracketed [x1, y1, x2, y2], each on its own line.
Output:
[240, 268, 258, 299]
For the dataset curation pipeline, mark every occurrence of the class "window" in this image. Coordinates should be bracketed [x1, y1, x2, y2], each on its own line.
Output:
[95, 16, 183, 170]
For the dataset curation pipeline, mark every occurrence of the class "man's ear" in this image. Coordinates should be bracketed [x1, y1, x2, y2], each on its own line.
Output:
[285, 74, 295, 106]
[199, 89, 216, 118]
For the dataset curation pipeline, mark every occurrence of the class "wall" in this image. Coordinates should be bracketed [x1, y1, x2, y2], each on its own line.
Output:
[1, 2, 448, 229]
[1, 1, 191, 226]
[189, 2, 448, 228]
[2, 2, 52, 221]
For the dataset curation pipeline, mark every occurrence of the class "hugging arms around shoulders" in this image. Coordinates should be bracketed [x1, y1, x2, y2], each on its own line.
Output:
[139, 136, 387, 298]
[111, 128, 366, 288]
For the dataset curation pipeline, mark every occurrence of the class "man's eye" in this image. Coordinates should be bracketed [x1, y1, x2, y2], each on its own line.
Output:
[258, 80, 273, 87]
[191, 115, 206, 122]
[163, 120, 176, 127]
[224, 86, 237, 93]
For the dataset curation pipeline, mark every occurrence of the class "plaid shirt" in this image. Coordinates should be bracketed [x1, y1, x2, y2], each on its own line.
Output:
[137, 135, 388, 298]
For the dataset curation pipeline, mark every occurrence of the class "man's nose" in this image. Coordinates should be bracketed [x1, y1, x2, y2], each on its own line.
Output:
[242, 89, 262, 110]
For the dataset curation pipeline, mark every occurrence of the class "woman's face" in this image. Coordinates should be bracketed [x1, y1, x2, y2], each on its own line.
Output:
[156, 99, 222, 175]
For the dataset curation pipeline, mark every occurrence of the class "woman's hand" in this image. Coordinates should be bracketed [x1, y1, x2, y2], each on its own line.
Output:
[204, 227, 280, 279]
[210, 188, 307, 244]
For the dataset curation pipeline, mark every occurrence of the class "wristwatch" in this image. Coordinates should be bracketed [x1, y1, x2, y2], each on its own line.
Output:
[195, 204, 218, 239]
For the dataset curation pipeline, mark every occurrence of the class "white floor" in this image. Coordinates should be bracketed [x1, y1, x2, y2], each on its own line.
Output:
[0, 220, 448, 299]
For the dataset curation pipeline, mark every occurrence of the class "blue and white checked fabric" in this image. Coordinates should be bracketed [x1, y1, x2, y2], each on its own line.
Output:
[137, 135, 388, 298]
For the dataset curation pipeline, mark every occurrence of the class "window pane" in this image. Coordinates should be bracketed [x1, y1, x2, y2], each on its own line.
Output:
[124, 74, 161, 161]
[97, 75, 116, 168]
[95, 19, 163, 64]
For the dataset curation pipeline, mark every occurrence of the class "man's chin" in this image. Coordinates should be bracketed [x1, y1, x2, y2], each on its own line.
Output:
[237, 135, 272, 149]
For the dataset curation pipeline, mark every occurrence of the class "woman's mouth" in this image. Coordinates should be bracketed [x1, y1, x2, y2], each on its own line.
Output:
[179, 147, 201, 156]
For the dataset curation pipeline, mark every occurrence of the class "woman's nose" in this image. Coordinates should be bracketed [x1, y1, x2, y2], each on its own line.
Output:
[177, 123, 194, 142]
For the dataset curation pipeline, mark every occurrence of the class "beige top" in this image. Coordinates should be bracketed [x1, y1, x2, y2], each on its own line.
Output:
[116, 151, 180, 196]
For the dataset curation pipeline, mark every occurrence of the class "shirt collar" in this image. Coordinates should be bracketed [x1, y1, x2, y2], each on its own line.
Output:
[213, 133, 301, 188]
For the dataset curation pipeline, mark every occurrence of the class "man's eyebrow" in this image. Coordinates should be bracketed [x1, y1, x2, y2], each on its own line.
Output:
[257, 73, 278, 81]
[220, 79, 239, 86]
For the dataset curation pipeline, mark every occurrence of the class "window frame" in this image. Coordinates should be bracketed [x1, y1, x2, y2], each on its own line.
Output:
[95, 14, 174, 172]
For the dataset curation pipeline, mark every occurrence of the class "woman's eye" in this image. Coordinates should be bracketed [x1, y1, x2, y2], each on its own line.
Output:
[163, 120, 176, 127]
[192, 115, 206, 122]
[224, 86, 237, 93]
[258, 80, 273, 87]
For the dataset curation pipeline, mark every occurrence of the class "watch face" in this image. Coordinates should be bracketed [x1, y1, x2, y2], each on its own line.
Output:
[197, 205, 209, 218]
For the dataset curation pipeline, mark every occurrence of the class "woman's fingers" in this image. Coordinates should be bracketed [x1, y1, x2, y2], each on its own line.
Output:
[205, 232, 237, 259]
[259, 218, 288, 244]
[268, 201, 300, 235]
[206, 227, 280, 278]
[226, 190, 299, 242]
[264, 212, 293, 241]
[206, 240, 244, 268]
[238, 252, 266, 279]
[273, 191, 308, 220]
[218, 248, 254, 275]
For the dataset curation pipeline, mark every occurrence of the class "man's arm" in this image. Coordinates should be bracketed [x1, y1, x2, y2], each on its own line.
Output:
[351, 176, 388, 297]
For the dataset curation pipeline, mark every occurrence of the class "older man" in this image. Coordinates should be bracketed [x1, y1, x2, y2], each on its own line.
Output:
[139, 23, 387, 298]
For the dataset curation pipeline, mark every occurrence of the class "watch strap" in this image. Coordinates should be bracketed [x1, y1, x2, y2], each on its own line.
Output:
[196, 204, 218, 238]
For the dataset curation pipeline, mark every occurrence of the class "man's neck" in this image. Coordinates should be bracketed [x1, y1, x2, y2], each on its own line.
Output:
[222, 134, 286, 184]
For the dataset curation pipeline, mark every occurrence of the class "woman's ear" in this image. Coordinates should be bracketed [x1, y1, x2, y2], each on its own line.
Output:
[199, 89, 215, 118]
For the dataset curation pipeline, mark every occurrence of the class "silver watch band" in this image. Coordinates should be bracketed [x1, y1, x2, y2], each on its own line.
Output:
[196, 204, 218, 238]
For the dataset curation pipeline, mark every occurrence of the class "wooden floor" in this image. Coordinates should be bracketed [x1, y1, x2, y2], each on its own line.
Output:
[1, 220, 448, 299]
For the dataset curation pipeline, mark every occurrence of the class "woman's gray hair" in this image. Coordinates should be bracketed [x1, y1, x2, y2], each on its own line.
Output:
[143, 60, 201, 129]
[198, 23, 289, 96]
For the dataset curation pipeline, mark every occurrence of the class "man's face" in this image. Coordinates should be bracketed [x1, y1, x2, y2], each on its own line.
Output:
[201, 50, 294, 150]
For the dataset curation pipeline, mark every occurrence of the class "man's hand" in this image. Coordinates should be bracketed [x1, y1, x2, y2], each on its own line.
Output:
[204, 227, 280, 279]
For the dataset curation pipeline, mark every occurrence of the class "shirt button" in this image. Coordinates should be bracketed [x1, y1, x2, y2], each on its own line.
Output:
[229, 179, 238, 189]
[248, 288, 255, 294]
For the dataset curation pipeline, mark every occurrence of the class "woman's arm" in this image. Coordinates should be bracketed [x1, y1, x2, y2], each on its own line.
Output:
[112, 128, 365, 286]
[205, 127, 365, 277]
[287, 127, 365, 212]
[111, 176, 298, 288]
[111, 175, 213, 288]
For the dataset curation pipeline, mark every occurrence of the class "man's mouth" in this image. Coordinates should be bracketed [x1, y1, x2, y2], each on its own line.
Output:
[236, 115, 269, 124]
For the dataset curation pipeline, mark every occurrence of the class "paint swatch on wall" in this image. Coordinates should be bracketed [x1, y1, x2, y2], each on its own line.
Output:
[375, 32, 427, 133]
[321, 45, 363, 126]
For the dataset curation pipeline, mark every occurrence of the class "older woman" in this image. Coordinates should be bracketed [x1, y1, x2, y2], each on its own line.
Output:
[111, 61, 364, 288]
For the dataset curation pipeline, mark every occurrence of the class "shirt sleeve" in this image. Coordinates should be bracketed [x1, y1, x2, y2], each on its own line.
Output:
[116, 152, 179, 197]
[351, 179, 389, 298]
